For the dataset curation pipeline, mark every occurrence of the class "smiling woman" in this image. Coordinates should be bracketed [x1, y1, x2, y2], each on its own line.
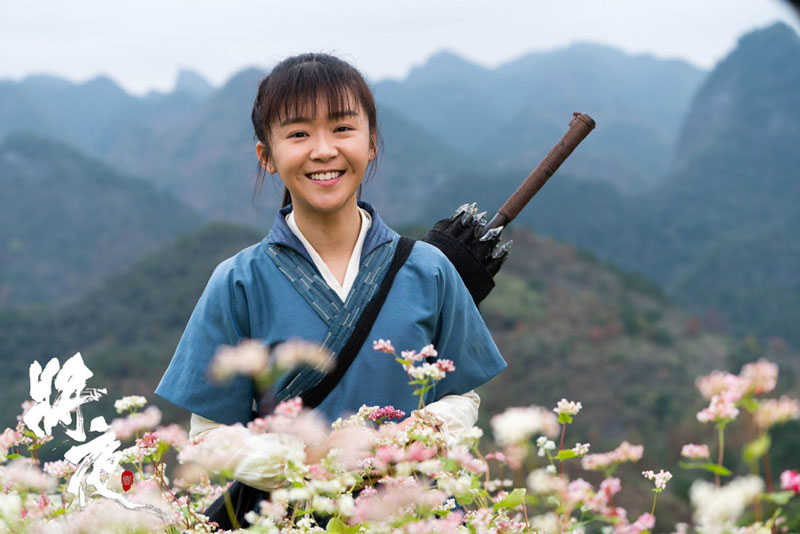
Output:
[154, 52, 506, 529]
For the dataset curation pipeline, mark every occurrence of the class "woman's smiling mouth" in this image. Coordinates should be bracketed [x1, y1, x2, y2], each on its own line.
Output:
[306, 170, 345, 183]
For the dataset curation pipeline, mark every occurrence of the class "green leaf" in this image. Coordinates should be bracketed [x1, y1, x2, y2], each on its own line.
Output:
[5, 453, 22, 460]
[743, 434, 771, 464]
[327, 517, 358, 533]
[557, 413, 573, 424]
[555, 449, 578, 460]
[739, 397, 759, 413]
[761, 491, 794, 505]
[679, 462, 732, 476]
[493, 488, 527, 510]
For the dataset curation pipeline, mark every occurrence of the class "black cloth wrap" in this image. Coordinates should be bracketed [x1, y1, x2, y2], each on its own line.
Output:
[422, 217, 499, 305]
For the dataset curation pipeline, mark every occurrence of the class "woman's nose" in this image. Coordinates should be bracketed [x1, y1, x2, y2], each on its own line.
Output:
[310, 132, 338, 160]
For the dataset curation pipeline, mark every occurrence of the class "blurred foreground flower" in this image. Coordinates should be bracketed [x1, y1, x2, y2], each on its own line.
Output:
[690, 476, 763, 531]
[681, 443, 710, 460]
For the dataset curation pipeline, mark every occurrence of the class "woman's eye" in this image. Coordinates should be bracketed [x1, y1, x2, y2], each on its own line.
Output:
[335, 126, 353, 133]
[288, 131, 307, 138]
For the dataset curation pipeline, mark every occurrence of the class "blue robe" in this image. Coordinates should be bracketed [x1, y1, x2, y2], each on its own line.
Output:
[154, 202, 506, 425]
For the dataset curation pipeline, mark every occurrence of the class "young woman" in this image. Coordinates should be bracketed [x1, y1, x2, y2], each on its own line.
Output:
[154, 53, 506, 492]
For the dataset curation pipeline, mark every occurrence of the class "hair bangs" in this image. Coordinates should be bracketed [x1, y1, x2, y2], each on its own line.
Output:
[270, 63, 361, 130]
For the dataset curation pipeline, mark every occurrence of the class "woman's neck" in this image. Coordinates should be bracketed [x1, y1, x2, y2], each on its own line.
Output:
[291, 201, 362, 261]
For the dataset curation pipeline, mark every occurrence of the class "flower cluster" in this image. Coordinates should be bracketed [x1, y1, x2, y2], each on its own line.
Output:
[2, 346, 798, 533]
[114, 395, 148, 414]
[490, 405, 559, 446]
[581, 440, 644, 472]
[696, 394, 739, 424]
[554, 398, 582, 416]
[642, 469, 672, 490]
[680, 443, 710, 460]
[781, 469, 800, 494]
[752, 395, 800, 430]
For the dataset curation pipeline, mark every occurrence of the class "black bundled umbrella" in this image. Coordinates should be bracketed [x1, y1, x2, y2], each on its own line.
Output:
[423, 112, 596, 305]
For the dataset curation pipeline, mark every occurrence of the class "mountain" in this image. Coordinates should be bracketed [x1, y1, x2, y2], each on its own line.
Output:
[374, 44, 705, 192]
[174, 69, 214, 98]
[427, 23, 800, 348]
[0, 133, 204, 305]
[0, 222, 264, 429]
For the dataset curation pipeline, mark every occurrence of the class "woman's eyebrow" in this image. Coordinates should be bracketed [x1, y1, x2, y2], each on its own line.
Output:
[280, 109, 358, 127]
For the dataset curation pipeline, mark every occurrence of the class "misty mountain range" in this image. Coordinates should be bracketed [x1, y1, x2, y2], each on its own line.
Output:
[1, 21, 799, 349]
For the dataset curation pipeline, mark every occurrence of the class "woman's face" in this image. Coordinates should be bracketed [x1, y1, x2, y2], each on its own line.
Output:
[259, 93, 375, 219]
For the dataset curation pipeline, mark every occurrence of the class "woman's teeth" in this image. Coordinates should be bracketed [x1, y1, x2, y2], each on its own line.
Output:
[307, 171, 344, 181]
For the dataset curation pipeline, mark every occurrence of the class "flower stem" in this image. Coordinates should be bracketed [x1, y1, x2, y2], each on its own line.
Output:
[222, 480, 240, 530]
[763, 452, 774, 493]
[651, 492, 658, 515]
[558, 423, 566, 475]
[716, 424, 725, 488]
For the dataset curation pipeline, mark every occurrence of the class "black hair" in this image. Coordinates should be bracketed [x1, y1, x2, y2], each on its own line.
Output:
[251, 53, 382, 207]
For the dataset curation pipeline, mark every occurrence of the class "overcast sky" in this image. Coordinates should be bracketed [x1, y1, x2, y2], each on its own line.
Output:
[2, 1, 798, 95]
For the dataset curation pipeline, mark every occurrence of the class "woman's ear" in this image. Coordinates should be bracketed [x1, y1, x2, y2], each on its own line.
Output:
[368, 135, 377, 161]
[256, 141, 276, 174]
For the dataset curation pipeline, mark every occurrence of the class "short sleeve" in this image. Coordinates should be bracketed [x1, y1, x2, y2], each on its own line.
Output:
[154, 260, 254, 425]
[430, 251, 507, 398]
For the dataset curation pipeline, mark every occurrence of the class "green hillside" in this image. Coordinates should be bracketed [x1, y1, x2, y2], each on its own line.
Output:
[0, 132, 204, 305]
[0, 222, 264, 427]
[4, 222, 798, 466]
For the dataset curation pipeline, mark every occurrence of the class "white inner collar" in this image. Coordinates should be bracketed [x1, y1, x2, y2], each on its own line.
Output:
[286, 207, 372, 303]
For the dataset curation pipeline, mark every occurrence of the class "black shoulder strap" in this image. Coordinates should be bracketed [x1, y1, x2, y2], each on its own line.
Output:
[301, 236, 416, 409]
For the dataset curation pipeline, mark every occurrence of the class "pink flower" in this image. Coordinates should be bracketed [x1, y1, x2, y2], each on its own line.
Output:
[350, 481, 446, 523]
[485, 452, 508, 463]
[753, 396, 800, 430]
[153, 424, 189, 450]
[681, 443, 710, 459]
[632, 513, 655, 530]
[208, 339, 269, 381]
[404, 441, 437, 462]
[372, 339, 395, 354]
[739, 359, 778, 396]
[582, 441, 643, 471]
[0, 428, 21, 450]
[600, 477, 622, 497]
[781, 469, 800, 494]
[697, 394, 739, 423]
[42, 460, 76, 479]
[110, 406, 162, 440]
[419, 344, 438, 358]
[367, 406, 406, 423]
[696, 371, 746, 401]
[375, 445, 405, 465]
[275, 397, 304, 418]
[435, 359, 455, 373]
[401, 350, 423, 362]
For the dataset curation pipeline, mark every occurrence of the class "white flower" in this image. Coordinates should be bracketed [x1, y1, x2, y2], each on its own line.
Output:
[527, 468, 568, 494]
[208, 339, 270, 381]
[536, 436, 556, 457]
[642, 469, 672, 490]
[113, 395, 147, 414]
[273, 339, 334, 372]
[337, 494, 355, 516]
[572, 442, 590, 456]
[490, 405, 559, 446]
[690, 476, 764, 531]
[554, 398, 582, 416]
